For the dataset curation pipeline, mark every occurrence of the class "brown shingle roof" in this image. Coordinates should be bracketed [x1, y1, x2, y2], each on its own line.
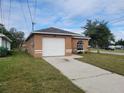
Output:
[35, 27, 80, 35]
[26, 27, 90, 41]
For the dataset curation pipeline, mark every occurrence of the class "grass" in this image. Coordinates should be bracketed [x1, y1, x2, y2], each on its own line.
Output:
[0, 51, 84, 93]
[78, 53, 124, 76]
[90, 48, 124, 53]
[113, 49, 124, 53]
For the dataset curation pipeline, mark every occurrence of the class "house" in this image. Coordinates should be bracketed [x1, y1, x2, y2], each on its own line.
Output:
[25, 27, 90, 57]
[0, 33, 11, 50]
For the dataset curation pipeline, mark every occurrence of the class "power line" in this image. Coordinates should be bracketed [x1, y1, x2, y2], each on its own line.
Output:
[112, 19, 124, 24]
[110, 15, 124, 23]
[32, 0, 37, 31]
[26, 0, 35, 32]
[34, 0, 37, 21]
[19, 0, 30, 32]
[26, 0, 33, 23]
[0, 0, 4, 34]
[8, 0, 12, 29]
[0, 0, 3, 25]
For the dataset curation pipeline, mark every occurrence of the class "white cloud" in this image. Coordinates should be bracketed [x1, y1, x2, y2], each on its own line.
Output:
[112, 30, 124, 41]
[0, 0, 124, 39]
[47, 0, 124, 19]
[104, 0, 124, 15]
[49, 0, 102, 18]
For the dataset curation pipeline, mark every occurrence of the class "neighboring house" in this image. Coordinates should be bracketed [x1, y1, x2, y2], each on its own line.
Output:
[0, 33, 12, 50]
[0, 23, 4, 28]
[25, 27, 90, 57]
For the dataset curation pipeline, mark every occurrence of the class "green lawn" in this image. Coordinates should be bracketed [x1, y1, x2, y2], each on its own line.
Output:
[78, 53, 124, 76]
[90, 48, 124, 53]
[0, 51, 84, 93]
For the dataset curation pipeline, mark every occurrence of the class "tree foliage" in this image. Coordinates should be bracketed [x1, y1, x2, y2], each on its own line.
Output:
[83, 20, 114, 48]
[9, 28, 25, 48]
[116, 39, 124, 46]
[0, 24, 25, 49]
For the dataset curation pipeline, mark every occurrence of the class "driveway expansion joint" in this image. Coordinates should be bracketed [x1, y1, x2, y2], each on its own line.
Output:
[71, 72, 113, 81]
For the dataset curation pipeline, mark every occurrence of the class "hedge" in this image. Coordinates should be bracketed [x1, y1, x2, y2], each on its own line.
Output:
[0, 47, 8, 57]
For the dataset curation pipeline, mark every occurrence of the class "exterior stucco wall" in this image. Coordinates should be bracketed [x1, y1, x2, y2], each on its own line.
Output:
[65, 37, 72, 56]
[34, 34, 42, 58]
[26, 34, 89, 58]
[26, 35, 35, 56]
[34, 34, 72, 57]
[72, 38, 89, 53]
[72, 39, 79, 53]
[26, 34, 72, 57]
[83, 39, 89, 51]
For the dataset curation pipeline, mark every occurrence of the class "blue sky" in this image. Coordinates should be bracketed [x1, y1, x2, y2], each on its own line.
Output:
[0, 0, 124, 40]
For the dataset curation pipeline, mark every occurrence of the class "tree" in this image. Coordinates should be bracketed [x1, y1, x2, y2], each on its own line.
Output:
[9, 27, 25, 48]
[0, 24, 25, 49]
[116, 39, 124, 46]
[83, 20, 114, 48]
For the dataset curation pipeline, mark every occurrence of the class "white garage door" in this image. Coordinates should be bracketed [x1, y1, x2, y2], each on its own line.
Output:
[42, 38, 65, 56]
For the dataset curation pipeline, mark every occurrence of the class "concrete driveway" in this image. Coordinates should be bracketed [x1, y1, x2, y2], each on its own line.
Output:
[43, 55, 124, 93]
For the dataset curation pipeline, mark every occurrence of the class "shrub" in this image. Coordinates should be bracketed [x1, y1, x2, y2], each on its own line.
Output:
[0, 47, 8, 57]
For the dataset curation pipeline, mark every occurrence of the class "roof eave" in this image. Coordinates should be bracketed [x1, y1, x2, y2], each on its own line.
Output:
[25, 32, 90, 41]
[72, 36, 91, 40]
[0, 35, 12, 42]
[25, 33, 33, 41]
[32, 32, 79, 36]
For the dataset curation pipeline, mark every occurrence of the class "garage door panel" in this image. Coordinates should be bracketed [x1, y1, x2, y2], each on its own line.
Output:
[42, 38, 65, 56]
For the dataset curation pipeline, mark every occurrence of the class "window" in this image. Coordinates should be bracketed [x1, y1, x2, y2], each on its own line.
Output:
[77, 40, 83, 50]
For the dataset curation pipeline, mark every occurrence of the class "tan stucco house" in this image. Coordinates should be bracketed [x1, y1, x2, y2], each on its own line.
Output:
[25, 27, 90, 57]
